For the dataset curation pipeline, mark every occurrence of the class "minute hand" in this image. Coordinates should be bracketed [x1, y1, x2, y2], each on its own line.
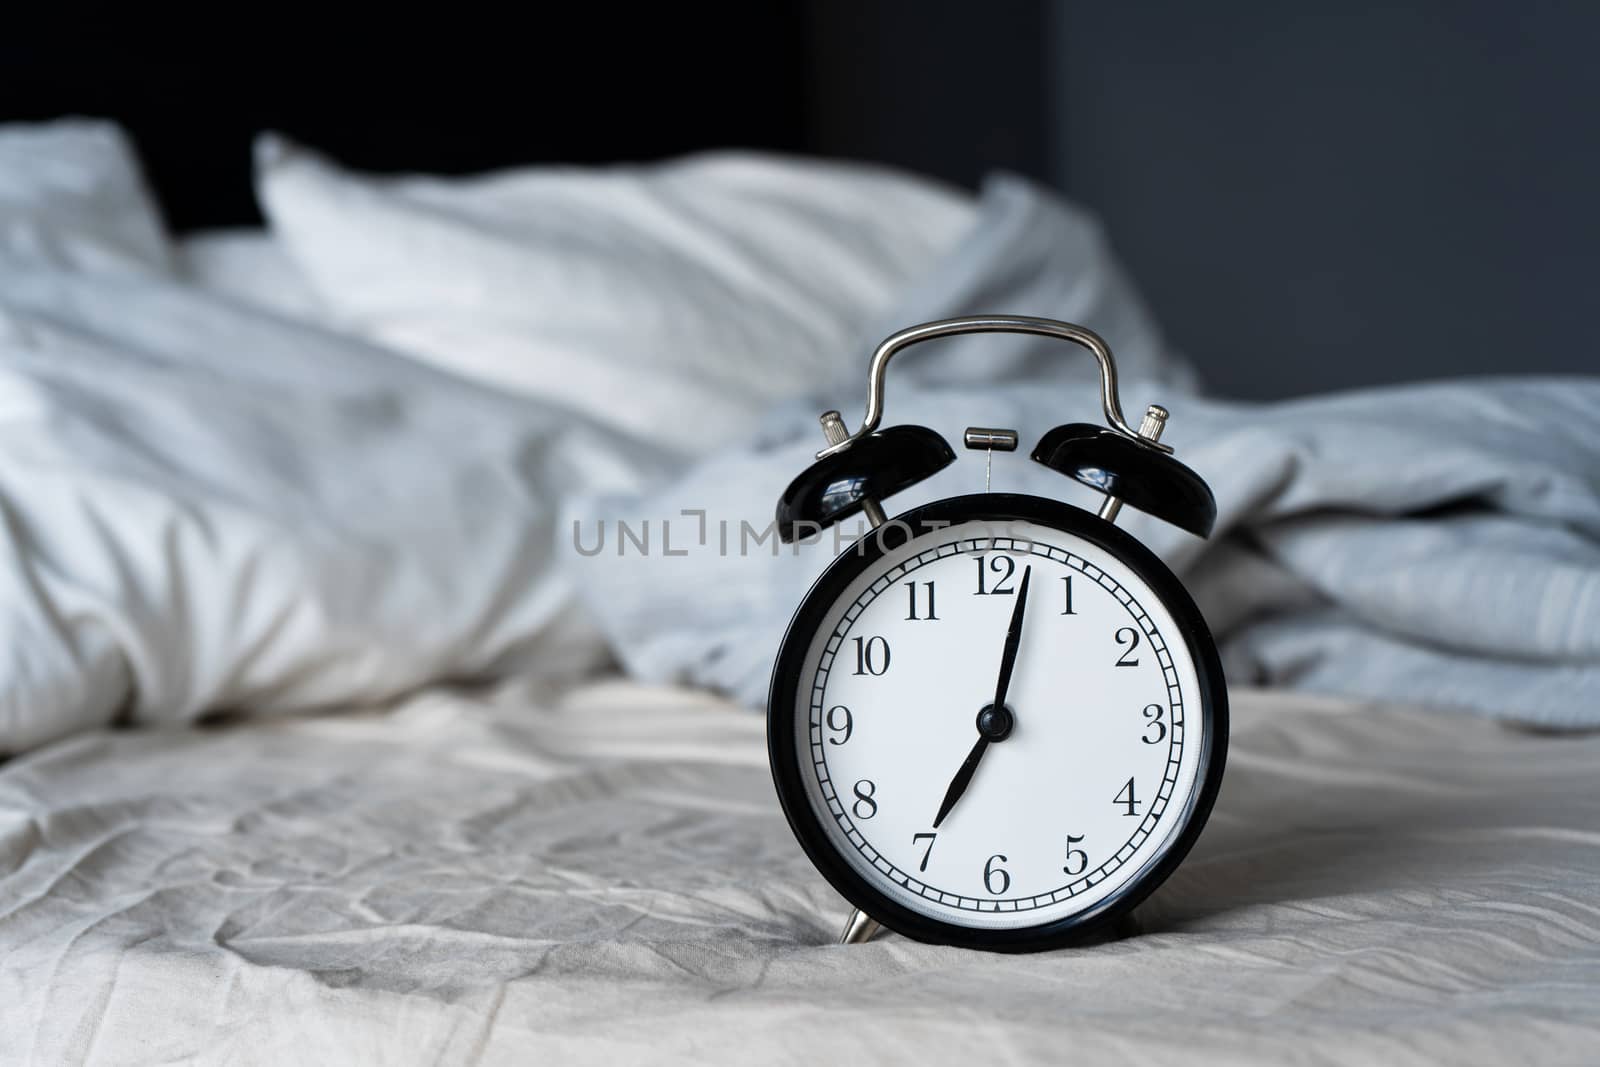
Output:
[990, 565, 1033, 711]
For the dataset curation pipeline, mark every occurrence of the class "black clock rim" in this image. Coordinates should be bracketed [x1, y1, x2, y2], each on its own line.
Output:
[766, 492, 1230, 953]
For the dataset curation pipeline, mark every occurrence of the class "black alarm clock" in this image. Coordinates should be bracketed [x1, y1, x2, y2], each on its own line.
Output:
[766, 316, 1227, 953]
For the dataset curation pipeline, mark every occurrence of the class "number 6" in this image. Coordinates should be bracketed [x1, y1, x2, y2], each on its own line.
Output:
[983, 854, 1011, 895]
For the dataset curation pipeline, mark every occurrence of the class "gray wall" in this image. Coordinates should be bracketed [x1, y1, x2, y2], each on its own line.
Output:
[1048, 3, 1600, 397]
[809, 2, 1600, 399]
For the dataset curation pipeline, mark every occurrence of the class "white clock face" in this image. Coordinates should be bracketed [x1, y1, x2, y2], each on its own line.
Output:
[791, 516, 1207, 931]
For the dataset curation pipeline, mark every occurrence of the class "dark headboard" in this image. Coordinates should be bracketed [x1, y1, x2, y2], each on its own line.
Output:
[0, 10, 809, 231]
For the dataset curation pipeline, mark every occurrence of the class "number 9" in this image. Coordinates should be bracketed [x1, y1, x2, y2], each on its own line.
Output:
[827, 704, 854, 745]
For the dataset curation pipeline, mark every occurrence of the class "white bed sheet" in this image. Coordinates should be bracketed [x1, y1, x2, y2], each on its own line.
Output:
[1, 680, 1596, 1065]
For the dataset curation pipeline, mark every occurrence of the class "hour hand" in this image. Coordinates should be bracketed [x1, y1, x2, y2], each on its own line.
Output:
[932, 736, 989, 829]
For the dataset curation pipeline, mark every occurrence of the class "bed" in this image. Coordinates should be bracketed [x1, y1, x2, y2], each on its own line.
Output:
[4, 682, 1598, 1063]
[1, 121, 1597, 1064]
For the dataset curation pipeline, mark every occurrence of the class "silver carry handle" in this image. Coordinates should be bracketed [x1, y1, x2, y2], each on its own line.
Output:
[815, 315, 1172, 459]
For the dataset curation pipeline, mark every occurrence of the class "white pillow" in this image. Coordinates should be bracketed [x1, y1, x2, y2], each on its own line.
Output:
[178, 228, 329, 322]
[255, 137, 977, 456]
[0, 119, 173, 275]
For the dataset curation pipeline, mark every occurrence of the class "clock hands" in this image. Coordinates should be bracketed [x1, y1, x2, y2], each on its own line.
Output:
[990, 563, 1033, 713]
[931, 565, 1031, 830]
[931, 734, 990, 830]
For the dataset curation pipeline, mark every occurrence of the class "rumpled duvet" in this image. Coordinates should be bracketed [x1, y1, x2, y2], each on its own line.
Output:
[0, 117, 1596, 759]
[578, 369, 1600, 730]
[573, 192, 1600, 729]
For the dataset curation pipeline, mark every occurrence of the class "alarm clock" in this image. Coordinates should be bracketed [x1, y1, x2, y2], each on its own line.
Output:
[766, 316, 1227, 953]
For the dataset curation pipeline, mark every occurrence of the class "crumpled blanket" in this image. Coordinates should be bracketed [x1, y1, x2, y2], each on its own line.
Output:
[0, 120, 970, 754]
[574, 180, 1600, 729]
[0, 116, 1595, 756]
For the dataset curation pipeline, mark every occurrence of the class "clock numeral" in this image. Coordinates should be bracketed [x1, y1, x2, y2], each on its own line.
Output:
[852, 636, 890, 676]
[825, 704, 853, 745]
[912, 832, 937, 872]
[851, 779, 878, 820]
[1114, 626, 1141, 666]
[904, 580, 938, 621]
[983, 853, 1011, 895]
[1142, 703, 1167, 745]
[973, 555, 1016, 595]
[1114, 777, 1140, 817]
[1063, 834, 1088, 876]
[1060, 575, 1076, 615]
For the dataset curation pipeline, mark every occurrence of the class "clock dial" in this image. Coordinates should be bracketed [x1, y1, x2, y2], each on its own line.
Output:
[781, 506, 1216, 936]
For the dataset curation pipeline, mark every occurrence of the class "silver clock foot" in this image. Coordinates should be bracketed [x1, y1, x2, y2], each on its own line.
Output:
[839, 908, 882, 945]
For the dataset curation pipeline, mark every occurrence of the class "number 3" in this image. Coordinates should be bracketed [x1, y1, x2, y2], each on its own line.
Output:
[1142, 703, 1167, 744]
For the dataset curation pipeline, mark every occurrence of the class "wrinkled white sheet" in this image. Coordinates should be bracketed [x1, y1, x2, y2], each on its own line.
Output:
[1, 680, 1596, 1065]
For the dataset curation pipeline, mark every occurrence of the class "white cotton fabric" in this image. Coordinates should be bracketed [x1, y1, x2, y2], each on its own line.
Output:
[0, 121, 172, 276]
[1, 117, 1599, 1066]
[1, 680, 1596, 1065]
[0, 116, 1596, 756]
[254, 135, 979, 457]
[0, 262, 643, 752]
[571, 180, 1600, 729]
[0, 122, 977, 754]
[177, 227, 328, 321]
